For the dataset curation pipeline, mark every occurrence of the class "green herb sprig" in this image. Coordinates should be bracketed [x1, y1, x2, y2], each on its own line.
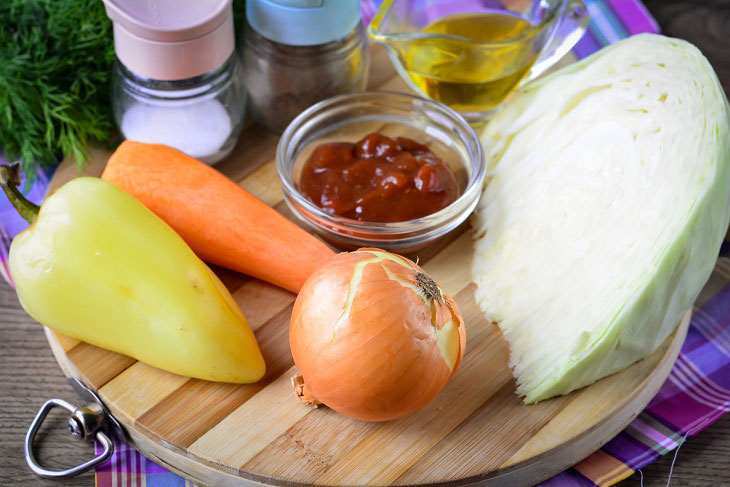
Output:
[0, 0, 116, 184]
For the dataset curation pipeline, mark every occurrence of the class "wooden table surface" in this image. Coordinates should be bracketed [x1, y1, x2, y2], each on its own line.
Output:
[1, 1, 728, 486]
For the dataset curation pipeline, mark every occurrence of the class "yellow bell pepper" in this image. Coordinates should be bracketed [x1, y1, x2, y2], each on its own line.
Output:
[1, 165, 265, 383]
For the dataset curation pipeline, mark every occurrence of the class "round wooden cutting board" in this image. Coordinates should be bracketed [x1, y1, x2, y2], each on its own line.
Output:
[40, 47, 691, 487]
[42, 150, 690, 487]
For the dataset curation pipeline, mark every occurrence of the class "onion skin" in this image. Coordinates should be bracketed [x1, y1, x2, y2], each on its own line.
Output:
[290, 248, 466, 422]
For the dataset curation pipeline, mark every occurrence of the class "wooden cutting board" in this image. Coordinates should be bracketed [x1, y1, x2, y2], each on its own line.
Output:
[40, 46, 691, 487]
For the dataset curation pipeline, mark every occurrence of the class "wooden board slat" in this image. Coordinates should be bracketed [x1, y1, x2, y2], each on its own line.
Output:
[40, 45, 692, 487]
[136, 379, 255, 448]
[66, 343, 136, 387]
[188, 366, 308, 467]
[99, 362, 188, 421]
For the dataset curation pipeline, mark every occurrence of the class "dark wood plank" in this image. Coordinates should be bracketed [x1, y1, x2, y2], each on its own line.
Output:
[0, 281, 96, 487]
[643, 0, 730, 95]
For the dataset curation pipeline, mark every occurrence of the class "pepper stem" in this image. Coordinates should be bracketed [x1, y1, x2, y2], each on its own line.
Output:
[0, 165, 40, 224]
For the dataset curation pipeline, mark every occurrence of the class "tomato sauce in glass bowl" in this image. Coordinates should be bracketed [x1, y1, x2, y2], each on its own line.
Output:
[298, 133, 459, 223]
[276, 91, 485, 253]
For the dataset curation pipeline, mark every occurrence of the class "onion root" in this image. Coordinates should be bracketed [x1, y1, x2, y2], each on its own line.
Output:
[292, 374, 321, 407]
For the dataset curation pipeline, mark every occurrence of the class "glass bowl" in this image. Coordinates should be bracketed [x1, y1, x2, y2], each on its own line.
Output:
[275, 91, 485, 254]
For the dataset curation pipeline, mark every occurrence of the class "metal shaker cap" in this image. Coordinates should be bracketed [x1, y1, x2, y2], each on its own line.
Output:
[103, 0, 234, 80]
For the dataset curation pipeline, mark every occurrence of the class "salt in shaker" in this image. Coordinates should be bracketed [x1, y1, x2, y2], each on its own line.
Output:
[104, 0, 246, 164]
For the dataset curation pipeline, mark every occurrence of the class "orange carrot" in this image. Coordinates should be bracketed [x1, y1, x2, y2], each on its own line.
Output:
[102, 141, 335, 294]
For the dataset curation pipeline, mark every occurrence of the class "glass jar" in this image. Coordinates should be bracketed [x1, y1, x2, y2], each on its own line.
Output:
[103, 0, 245, 165]
[241, 0, 370, 133]
[112, 54, 246, 165]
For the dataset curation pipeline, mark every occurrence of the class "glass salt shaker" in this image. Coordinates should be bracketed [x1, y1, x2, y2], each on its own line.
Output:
[242, 0, 370, 133]
[103, 0, 246, 165]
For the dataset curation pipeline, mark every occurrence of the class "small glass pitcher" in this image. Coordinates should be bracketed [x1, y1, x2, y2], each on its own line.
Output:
[369, 0, 589, 125]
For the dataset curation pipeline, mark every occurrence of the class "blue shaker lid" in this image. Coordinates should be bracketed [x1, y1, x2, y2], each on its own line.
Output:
[246, 0, 361, 46]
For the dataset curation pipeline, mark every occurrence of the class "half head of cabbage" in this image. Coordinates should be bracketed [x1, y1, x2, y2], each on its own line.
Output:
[472, 34, 730, 403]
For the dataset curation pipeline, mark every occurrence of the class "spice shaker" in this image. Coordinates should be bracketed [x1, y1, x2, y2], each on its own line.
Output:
[103, 0, 246, 165]
[242, 0, 370, 133]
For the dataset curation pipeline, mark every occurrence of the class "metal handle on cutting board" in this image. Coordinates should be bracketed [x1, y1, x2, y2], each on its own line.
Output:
[24, 378, 126, 479]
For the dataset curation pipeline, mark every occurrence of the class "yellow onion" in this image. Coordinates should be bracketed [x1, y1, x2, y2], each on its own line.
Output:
[290, 248, 466, 422]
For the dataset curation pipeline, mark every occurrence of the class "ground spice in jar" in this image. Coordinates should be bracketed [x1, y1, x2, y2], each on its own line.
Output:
[241, 0, 370, 133]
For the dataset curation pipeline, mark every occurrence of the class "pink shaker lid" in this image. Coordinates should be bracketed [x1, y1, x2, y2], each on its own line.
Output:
[103, 0, 234, 80]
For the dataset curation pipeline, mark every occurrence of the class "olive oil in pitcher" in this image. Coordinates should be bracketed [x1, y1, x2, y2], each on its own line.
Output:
[401, 13, 539, 113]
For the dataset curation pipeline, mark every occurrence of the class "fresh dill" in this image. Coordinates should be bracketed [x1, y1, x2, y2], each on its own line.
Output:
[0, 0, 117, 184]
